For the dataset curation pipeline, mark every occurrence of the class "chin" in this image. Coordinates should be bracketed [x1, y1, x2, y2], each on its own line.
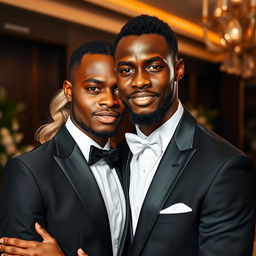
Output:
[92, 129, 117, 138]
[91, 123, 119, 136]
[130, 110, 162, 125]
[75, 118, 118, 138]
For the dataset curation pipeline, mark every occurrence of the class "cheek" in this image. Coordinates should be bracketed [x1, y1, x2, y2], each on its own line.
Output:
[151, 76, 168, 89]
[118, 86, 130, 102]
[118, 76, 131, 90]
[119, 88, 129, 104]
[156, 67, 172, 82]
[117, 98, 126, 111]
[74, 96, 86, 110]
[72, 95, 92, 117]
[153, 70, 173, 87]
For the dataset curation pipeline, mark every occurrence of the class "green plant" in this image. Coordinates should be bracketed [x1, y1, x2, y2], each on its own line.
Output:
[0, 87, 34, 179]
[186, 103, 218, 131]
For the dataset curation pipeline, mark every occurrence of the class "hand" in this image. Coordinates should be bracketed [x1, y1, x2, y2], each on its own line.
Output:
[0, 223, 89, 256]
[0, 222, 65, 256]
[77, 248, 89, 256]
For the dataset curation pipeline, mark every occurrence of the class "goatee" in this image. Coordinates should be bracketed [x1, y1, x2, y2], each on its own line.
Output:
[127, 92, 174, 125]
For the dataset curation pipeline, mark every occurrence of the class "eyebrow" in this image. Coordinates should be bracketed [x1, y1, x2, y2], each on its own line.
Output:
[116, 61, 133, 67]
[82, 78, 103, 84]
[145, 56, 163, 63]
[117, 56, 164, 66]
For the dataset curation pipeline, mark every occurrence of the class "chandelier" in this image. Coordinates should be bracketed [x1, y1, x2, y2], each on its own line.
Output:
[202, 0, 256, 78]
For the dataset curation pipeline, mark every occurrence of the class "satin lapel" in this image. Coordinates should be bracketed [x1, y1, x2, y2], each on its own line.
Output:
[130, 109, 197, 256]
[124, 151, 133, 197]
[118, 149, 133, 256]
[53, 126, 112, 248]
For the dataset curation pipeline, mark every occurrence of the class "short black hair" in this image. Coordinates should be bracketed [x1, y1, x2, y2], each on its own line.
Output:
[113, 15, 178, 59]
[68, 40, 113, 79]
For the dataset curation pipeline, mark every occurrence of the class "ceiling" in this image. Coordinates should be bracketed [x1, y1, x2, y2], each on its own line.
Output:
[84, 0, 220, 43]
[1, 0, 222, 62]
[139, 0, 216, 24]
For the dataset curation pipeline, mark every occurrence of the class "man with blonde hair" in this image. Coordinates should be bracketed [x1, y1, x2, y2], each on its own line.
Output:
[0, 40, 128, 256]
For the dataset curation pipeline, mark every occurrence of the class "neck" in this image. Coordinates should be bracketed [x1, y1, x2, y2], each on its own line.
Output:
[88, 135, 108, 148]
[139, 99, 179, 136]
[70, 115, 108, 147]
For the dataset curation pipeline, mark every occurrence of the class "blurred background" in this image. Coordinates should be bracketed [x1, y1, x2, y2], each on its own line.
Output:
[0, 0, 256, 173]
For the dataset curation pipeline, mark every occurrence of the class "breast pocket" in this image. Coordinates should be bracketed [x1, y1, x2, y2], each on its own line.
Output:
[157, 211, 193, 224]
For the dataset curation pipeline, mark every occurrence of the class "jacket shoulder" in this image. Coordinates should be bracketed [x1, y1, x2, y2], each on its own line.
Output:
[197, 124, 243, 155]
[16, 138, 56, 163]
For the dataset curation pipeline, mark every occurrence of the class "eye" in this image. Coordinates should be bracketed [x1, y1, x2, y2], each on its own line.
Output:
[118, 67, 134, 76]
[113, 88, 120, 97]
[147, 64, 163, 72]
[87, 86, 101, 94]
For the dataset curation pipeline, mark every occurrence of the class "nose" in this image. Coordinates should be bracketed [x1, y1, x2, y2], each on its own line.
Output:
[132, 70, 151, 89]
[98, 90, 118, 108]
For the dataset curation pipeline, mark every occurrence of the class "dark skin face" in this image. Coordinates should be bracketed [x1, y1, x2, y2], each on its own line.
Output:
[64, 54, 125, 147]
[115, 34, 184, 136]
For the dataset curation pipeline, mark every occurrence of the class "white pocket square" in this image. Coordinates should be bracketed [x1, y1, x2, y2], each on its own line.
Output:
[160, 203, 192, 214]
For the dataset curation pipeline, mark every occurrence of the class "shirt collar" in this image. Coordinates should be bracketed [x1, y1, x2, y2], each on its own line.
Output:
[135, 101, 184, 153]
[65, 117, 110, 161]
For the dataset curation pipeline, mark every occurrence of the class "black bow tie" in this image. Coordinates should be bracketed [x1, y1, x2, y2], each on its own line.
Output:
[88, 145, 120, 169]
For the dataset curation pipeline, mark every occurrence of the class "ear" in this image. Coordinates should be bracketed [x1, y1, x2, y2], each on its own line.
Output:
[63, 80, 72, 102]
[175, 59, 184, 82]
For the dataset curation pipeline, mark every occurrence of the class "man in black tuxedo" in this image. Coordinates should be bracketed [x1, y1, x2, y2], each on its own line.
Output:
[1, 15, 256, 256]
[113, 15, 256, 256]
[0, 40, 129, 256]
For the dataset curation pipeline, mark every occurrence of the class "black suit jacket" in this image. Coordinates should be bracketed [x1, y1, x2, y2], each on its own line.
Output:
[0, 126, 129, 256]
[122, 109, 256, 256]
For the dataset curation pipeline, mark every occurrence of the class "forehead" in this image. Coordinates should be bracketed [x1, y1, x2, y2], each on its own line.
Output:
[71, 54, 115, 82]
[77, 54, 115, 75]
[115, 34, 172, 61]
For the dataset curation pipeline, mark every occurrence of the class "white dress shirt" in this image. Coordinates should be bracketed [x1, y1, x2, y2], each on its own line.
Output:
[66, 117, 126, 256]
[127, 102, 184, 234]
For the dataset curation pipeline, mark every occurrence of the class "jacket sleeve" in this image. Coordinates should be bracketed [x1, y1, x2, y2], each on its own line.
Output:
[0, 157, 46, 241]
[199, 154, 256, 256]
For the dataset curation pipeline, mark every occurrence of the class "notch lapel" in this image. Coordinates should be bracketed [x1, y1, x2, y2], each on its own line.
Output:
[53, 126, 112, 250]
[118, 143, 133, 256]
[130, 110, 197, 256]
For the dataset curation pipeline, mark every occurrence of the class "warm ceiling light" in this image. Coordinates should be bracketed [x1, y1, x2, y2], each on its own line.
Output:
[202, 0, 256, 78]
[87, 0, 220, 43]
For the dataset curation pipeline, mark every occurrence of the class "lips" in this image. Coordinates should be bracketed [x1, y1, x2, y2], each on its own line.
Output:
[129, 92, 158, 106]
[94, 111, 120, 124]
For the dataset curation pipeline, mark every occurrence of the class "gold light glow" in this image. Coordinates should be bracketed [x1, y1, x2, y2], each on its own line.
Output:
[87, 0, 220, 45]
